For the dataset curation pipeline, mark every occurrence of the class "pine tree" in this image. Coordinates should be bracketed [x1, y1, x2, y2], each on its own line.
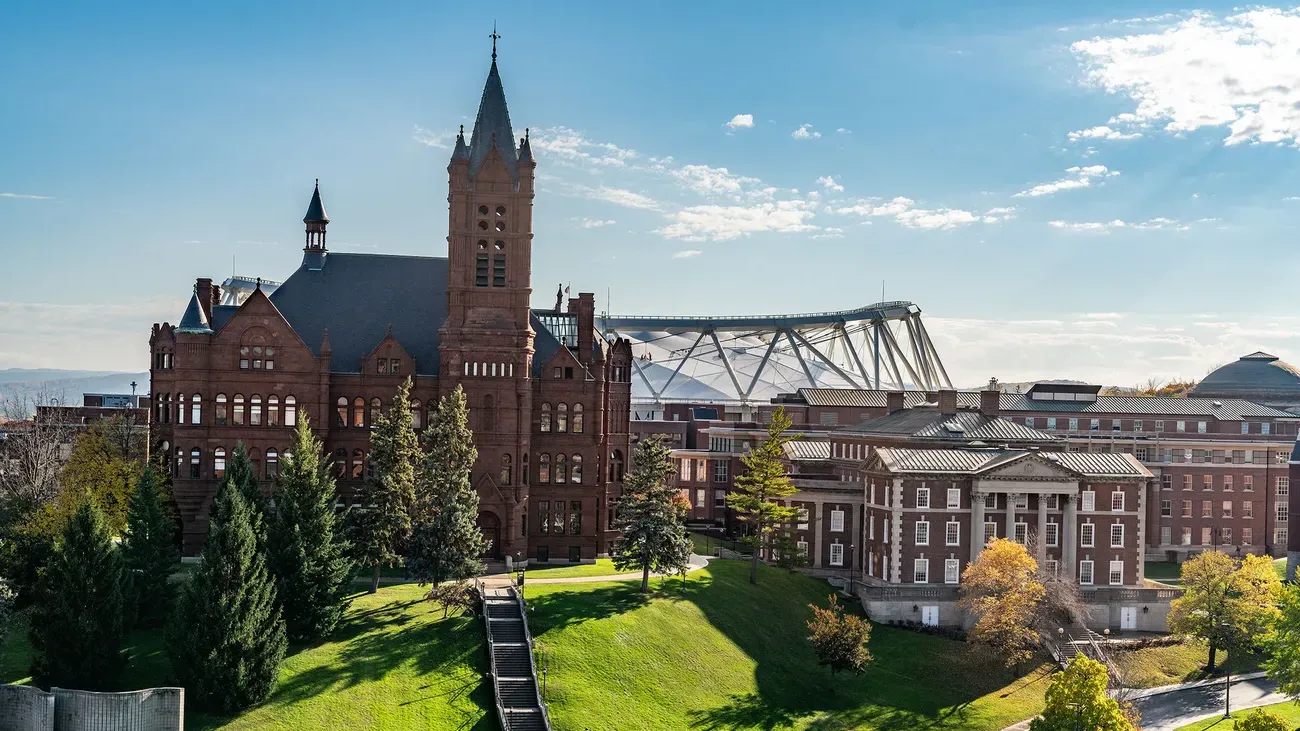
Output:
[29, 500, 125, 690]
[226, 443, 265, 532]
[347, 377, 418, 593]
[168, 482, 286, 714]
[407, 386, 486, 587]
[611, 436, 692, 593]
[728, 406, 800, 585]
[267, 415, 354, 643]
[122, 466, 179, 628]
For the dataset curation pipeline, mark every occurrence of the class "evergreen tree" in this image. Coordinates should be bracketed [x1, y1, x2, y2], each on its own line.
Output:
[29, 500, 125, 690]
[226, 443, 265, 532]
[168, 482, 286, 714]
[122, 466, 179, 628]
[611, 436, 692, 593]
[728, 406, 800, 585]
[267, 415, 354, 643]
[347, 378, 418, 593]
[407, 386, 486, 586]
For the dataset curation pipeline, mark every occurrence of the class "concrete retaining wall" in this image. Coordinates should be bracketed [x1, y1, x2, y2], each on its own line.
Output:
[862, 595, 1175, 633]
[0, 685, 183, 731]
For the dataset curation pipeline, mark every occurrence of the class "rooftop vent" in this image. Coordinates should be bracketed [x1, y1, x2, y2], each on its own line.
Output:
[1213, 401, 1222, 407]
[943, 421, 965, 434]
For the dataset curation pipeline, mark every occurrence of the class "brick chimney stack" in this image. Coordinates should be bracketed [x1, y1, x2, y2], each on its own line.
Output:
[569, 293, 595, 364]
[195, 278, 214, 323]
[938, 389, 958, 416]
[980, 377, 1001, 416]
[886, 391, 905, 414]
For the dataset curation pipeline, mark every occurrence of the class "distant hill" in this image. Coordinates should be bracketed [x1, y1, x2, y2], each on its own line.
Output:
[0, 369, 149, 414]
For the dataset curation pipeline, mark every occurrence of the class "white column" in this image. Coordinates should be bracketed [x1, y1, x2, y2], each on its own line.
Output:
[971, 489, 986, 563]
[890, 478, 903, 584]
[1063, 494, 1078, 580]
[812, 501, 823, 568]
[1006, 492, 1020, 542]
[1037, 493, 1049, 565]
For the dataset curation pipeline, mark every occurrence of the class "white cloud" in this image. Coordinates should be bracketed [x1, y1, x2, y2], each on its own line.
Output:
[669, 164, 764, 199]
[1067, 125, 1143, 142]
[792, 124, 822, 140]
[829, 198, 1011, 230]
[413, 125, 454, 149]
[812, 227, 845, 239]
[656, 200, 820, 241]
[1048, 217, 1189, 232]
[580, 185, 661, 211]
[672, 249, 702, 259]
[836, 128, 851, 134]
[1072, 8, 1300, 146]
[574, 218, 616, 228]
[816, 176, 845, 192]
[529, 126, 638, 167]
[725, 114, 754, 129]
[1285, 196, 1300, 202]
[982, 207, 1017, 223]
[0, 192, 52, 200]
[1013, 165, 1118, 197]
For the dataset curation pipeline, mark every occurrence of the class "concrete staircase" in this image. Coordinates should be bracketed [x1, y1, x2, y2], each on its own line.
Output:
[483, 587, 550, 731]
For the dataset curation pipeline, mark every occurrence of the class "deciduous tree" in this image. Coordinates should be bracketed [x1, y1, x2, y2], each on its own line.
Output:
[122, 467, 178, 628]
[728, 406, 800, 585]
[806, 594, 872, 680]
[1233, 708, 1291, 731]
[168, 484, 286, 713]
[1031, 656, 1136, 731]
[29, 500, 125, 690]
[959, 538, 1045, 669]
[611, 436, 692, 593]
[267, 416, 354, 643]
[56, 413, 148, 535]
[347, 378, 417, 593]
[407, 386, 485, 587]
[1169, 551, 1281, 672]
[426, 581, 476, 619]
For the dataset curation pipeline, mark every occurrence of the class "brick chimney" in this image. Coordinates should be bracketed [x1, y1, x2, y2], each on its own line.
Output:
[886, 391, 905, 414]
[980, 377, 1001, 416]
[937, 389, 958, 416]
[569, 293, 596, 364]
[196, 278, 214, 323]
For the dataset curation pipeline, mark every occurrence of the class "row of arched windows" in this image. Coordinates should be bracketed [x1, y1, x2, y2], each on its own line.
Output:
[336, 397, 385, 429]
[155, 393, 298, 427]
[538, 453, 583, 484]
[463, 361, 515, 377]
[539, 403, 583, 433]
[332, 448, 375, 479]
[172, 445, 283, 480]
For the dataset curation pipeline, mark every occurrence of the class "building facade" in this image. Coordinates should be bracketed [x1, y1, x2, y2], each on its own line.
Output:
[148, 51, 633, 561]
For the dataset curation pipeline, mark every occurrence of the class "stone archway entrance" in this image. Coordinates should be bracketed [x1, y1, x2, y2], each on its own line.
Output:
[477, 511, 502, 560]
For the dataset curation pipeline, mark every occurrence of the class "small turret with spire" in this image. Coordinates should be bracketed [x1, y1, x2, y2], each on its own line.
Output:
[303, 179, 329, 270]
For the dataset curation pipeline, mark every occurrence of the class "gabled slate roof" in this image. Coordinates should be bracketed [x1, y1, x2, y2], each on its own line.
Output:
[842, 407, 1057, 444]
[873, 448, 1151, 478]
[785, 440, 830, 461]
[1040, 451, 1149, 477]
[176, 294, 213, 333]
[468, 60, 517, 181]
[268, 253, 448, 375]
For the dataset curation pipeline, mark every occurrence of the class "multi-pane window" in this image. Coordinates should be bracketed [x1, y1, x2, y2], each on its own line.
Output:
[1111, 491, 1124, 511]
[797, 508, 810, 530]
[679, 458, 690, 482]
[1045, 559, 1060, 578]
[1025, 417, 1035, 428]
[1160, 499, 1171, 517]
[1222, 500, 1233, 518]
[1278, 504, 1289, 523]
[1224, 475, 1233, 491]
[1202, 527, 1213, 545]
[830, 509, 845, 532]
[1181, 527, 1192, 545]
[1069, 418, 1079, 431]
[1081, 491, 1096, 512]
[1014, 494, 1028, 510]
[829, 543, 844, 567]
[1279, 477, 1291, 496]
[1079, 560, 1094, 585]
[1110, 523, 1124, 547]
[234, 394, 246, 425]
[694, 459, 706, 482]
[1221, 526, 1232, 544]
[569, 501, 582, 535]
[1160, 526, 1171, 544]
[189, 448, 201, 479]
[915, 521, 930, 546]
[1155, 420, 1164, 431]
[947, 488, 961, 509]
[945, 521, 960, 546]
[913, 558, 929, 584]
[1279, 529, 1290, 547]
[984, 493, 997, 509]
[1080, 523, 1095, 547]
[1243, 527, 1254, 545]
[1134, 421, 1144, 432]
[1136, 447, 1148, 461]
[1180, 499, 1192, 517]
[1203, 475, 1213, 490]
[1176, 420, 1186, 432]
[1245, 475, 1254, 491]
[214, 448, 227, 479]
[1045, 522, 1059, 547]
[1244, 501, 1253, 518]
[1161, 474, 1172, 490]
[713, 460, 728, 483]
[1183, 475, 1192, 490]
[1198, 421, 1207, 433]
[984, 522, 997, 545]
[1014, 522, 1028, 544]
[1202, 500, 1213, 518]
[714, 490, 726, 508]
[1109, 560, 1124, 585]
[944, 559, 960, 584]
[916, 487, 930, 509]
[250, 395, 263, 426]
[215, 394, 228, 425]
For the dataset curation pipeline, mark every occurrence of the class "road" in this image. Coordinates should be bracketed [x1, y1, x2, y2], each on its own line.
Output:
[1133, 675, 1286, 731]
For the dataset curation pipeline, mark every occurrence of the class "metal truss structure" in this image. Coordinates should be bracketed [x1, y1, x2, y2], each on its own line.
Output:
[596, 301, 951, 406]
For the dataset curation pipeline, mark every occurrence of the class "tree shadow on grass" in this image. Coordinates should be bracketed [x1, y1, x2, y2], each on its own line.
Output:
[525, 575, 708, 635]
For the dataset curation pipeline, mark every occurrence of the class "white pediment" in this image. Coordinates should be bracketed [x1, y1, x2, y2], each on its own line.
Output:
[978, 455, 1074, 480]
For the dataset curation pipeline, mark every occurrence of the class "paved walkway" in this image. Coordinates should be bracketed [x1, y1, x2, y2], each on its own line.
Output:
[523, 553, 710, 584]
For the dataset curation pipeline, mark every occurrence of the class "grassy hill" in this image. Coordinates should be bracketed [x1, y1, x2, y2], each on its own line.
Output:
[524, 559, 1052, 730]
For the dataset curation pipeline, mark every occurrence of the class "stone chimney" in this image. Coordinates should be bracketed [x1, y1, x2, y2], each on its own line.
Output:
[195, 278, 214, 323]
[886, 391, 905, 414]
[980, 377, 1001, 416]
[569, 293, 595, 364]
[937, 389, 958, 416]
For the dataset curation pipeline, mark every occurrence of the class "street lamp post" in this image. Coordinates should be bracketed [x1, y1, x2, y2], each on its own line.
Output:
[1221, 620, 1232, 720]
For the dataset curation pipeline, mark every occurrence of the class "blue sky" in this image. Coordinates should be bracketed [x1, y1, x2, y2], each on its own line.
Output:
[4, 1, 1300, 386]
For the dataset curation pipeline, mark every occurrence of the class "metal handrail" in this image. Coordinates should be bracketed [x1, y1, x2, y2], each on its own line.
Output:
[512, 587, 554, 730]
[478, 584, 512, 731]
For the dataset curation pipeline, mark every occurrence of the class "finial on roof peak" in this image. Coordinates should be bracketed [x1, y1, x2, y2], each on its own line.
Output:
[490, 22, 500, 61]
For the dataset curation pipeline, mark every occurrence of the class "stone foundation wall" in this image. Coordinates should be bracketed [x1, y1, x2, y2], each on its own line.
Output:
[0, 684, 55, 731]
[0, 686, 183, 731]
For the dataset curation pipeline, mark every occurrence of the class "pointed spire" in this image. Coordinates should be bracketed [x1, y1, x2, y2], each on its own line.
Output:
[321, 328, 332, 354]
[468, 34, 517, 180]
[177, 292, 213, 334]
[303, 179, 329, 223]
[451, 124, 470, 163]
[518, 127, 533, 163]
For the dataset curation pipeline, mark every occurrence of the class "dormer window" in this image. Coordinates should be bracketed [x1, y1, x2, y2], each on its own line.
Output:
[378, 358, 388, 374]
[391, 359, 401, 374]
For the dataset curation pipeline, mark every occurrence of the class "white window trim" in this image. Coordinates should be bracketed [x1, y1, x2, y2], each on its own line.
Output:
[1080, 523, 1095, 548]
[915, 520, 930, 546]
[913, 558, 929, 584]
[1079, 560, 1095, 585]
[1110, 523, 1125, 548]
[830, 509, 845, 532]
[1046, 522, 1059, 547]
[946, 488, 961, 509]
[944, 558, 960, 584]
[1109, 560, 1124, 586]
[829, 542, 844, 567]
[945, 521, 960, 546]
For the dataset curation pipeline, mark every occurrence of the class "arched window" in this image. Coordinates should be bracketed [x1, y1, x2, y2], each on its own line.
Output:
[571, 454, 583, 484]
[285, 396, 297, 426]
[523, 453, 529, 486]
[173, 445, 182, 477]
[233, 394, 246, 425]
[353, 397, 365, 428]
[176, 394, 185, 424]
[266, 448, 279, 478]
[191, 394, 202, 425]
[539, 454, 551, 484]
[163, 394, 172, 424]
[352, 449, 364, 478]
[250, 395, 263, 426]
[370, 397, 382, 428]
[557, 403, 568, 433]
[248, 448, 261, 479]
[334, 449, 348, 478]
[155, 393, 163, 424]
[483, 394, 496, 432]
[610, 450, 624, 482]
[411, 400, 423, 429]
[214, 447, 227, 479]
[555, 454, 568, 484]
[336, 397, 348, 427]
[267, 395, 280, 426]
[540, 403, 551, 433]
[573, 403, 584, 433]
[189, 448, 201, 479]
[215, 394, 228, 425]
[501, 454, 512, 486]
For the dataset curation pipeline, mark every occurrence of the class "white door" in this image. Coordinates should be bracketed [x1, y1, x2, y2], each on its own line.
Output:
[1120, 607, 1137, 630]
[921, 606, 939, 627]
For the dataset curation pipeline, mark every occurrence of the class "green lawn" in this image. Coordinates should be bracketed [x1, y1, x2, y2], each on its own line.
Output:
[2, 586, 491, 730]
[525, 558, 621, 578]
[524, 559, 1053, 730]
[1112, 640, 1261, 689]
[1175, 702, 1300, 730]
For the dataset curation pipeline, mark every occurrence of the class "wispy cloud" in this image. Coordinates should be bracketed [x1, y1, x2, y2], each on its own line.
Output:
[573, 217, 616, 228]
[1067, 125, 1143, 142]
[668, 164, 767, 200]
[1072, 8, 1300, 146]
[1048, 217, 1189, 232]
[672, 249, 702, 259]
[725, 114, 754, 129]
[571, 185, 662, 211]
[529, 126, 638, 167]
[829, 198, 1013, 230]
[413, 125, 454, 149]
[656, 200, 821, 241]
[791, 124, 821, 140]
[0, 192, 52, 200]
[816, 176, 845, 192]
[1013, 165, 1118, 198]
[836, 128, 851, 134]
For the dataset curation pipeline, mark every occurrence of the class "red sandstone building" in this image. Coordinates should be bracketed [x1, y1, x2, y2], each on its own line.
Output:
[149, 51, 633, 562]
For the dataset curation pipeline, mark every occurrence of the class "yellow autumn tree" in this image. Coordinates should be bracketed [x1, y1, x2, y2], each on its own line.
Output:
[959, 538, 1045, 669]
[1168, 551, 1281, 672]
